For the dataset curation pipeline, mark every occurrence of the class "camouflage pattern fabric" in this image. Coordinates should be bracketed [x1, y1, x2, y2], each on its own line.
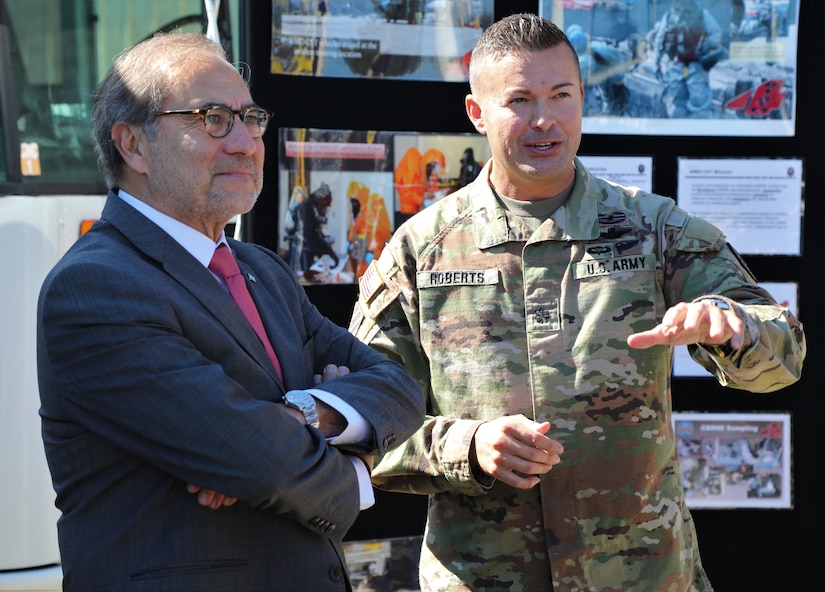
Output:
[349, 158, 806, 592]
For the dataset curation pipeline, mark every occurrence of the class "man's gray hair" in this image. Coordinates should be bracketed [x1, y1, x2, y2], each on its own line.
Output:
[91, 32, 238, 188]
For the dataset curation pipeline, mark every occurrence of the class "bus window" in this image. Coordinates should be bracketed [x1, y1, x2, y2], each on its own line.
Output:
[0, 0, 234, 191]
[0, 98, 5, 183]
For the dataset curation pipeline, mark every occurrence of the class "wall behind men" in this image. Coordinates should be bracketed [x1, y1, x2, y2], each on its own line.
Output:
[242, 1, 818, 589]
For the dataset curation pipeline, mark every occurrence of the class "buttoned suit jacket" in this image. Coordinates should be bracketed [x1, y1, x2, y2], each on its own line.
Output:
[37, 191, 424, 592]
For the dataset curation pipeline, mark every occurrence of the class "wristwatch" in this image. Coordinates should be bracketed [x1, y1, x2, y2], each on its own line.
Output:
[703, 298, 733, 358]
[706, 298, 730, 311]
[283, 391, 320, 429]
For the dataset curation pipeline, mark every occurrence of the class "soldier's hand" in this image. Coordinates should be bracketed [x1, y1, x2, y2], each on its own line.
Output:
[472, 415, 564, 489]
[626, 299, 744, 351]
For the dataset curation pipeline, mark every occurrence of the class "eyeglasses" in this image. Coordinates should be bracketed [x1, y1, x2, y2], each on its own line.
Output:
[154, 105, 272, 138]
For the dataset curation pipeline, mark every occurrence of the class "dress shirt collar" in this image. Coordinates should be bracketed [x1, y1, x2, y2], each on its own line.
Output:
[117, 189, 226, 268]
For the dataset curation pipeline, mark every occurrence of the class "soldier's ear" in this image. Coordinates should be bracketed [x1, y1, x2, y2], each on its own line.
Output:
[465, 95, 486, 135]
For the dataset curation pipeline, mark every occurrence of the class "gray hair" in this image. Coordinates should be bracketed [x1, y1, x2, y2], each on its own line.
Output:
[91, 32, 236, 188]
[469, 13, 580, 94]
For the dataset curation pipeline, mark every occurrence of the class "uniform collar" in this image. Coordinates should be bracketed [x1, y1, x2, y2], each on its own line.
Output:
[469, 156, 601, 248]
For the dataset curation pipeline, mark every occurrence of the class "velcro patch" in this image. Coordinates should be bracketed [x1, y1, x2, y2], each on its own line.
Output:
[416, 268, 499, 288]
[573, 253, 655, 279]
[359, 259, 385, 304]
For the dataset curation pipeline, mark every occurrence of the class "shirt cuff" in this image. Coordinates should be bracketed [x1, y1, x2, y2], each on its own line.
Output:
[306, 388, 370, 445]
[349, 456, 375, 511]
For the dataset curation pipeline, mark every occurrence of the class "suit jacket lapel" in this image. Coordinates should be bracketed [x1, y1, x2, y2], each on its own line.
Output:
[101, 192, 283, 385]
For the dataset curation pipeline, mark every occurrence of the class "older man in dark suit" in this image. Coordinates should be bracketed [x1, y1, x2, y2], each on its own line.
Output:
[36, 32, 423, 592]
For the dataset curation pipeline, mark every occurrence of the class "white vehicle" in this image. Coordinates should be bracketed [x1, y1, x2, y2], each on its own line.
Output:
[0, 2, 235, 589]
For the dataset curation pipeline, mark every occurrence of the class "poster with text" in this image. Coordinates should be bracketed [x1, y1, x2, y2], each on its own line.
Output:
[578, 155, 653, 192]
[672, 412, 792, 509]
[278, 127, 490, 285]
[676, 157, 803, 255]
[271, 0, 495, 81]
[539, 0, 799, 136]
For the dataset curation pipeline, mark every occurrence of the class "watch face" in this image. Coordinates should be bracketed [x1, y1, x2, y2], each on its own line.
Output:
[285, 392, 319, 427]
[286, 392, 311, 406]
[708, 298, 730, 310]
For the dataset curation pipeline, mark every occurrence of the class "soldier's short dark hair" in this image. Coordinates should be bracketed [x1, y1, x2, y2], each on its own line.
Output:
[469, 13, 580, 93]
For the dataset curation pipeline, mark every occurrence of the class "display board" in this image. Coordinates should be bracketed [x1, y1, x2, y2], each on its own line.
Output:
[241, 1, 817, 589]
[540, 0, 801, 136]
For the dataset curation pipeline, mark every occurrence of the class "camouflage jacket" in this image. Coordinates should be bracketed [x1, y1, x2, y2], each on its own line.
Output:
[349, 158, 805, 592]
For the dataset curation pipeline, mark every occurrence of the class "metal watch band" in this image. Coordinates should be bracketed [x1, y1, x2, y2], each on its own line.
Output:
[283, 392, 320, 429]
[703, 298, 733, 357]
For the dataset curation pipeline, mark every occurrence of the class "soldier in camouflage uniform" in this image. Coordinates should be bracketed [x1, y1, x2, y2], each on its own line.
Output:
[349, 13, 805, 592]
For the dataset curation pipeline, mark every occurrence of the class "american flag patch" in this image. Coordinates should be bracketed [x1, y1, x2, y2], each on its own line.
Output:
[359, 259, 384, 304]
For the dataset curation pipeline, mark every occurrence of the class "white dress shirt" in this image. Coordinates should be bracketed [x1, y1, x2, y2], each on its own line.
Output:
[118, 190, 374, 509]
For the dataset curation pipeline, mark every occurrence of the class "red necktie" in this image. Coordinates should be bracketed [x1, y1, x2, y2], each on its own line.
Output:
[209, 244, 283, 380]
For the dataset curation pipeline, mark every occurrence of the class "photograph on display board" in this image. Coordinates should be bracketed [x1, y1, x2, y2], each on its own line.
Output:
[277, 128, 490, 285]
[393, 133, 491, 225]
[672, 412, 792, 509]
[271, 0, 495, 81]
[539, 0, 800, 136]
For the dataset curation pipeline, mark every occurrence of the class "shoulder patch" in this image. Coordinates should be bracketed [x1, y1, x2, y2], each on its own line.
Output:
[358, 248, 398, 305]
[676, 215, 725, 252]
[359, 259, 384, 305]
[666, 208, 688, 228]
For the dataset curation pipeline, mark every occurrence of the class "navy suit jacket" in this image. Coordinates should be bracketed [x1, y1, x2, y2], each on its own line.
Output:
[37, 191, 424, 591]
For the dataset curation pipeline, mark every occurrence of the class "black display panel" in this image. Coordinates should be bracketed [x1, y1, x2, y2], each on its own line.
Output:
[241, 2, 818, 589]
